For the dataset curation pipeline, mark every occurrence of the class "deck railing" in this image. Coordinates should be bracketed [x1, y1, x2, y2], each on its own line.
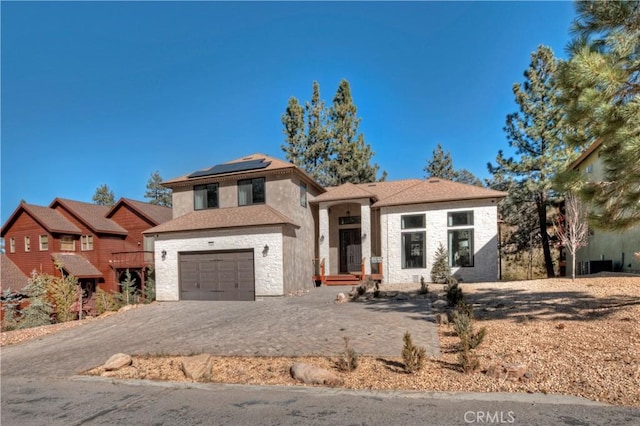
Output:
[110, 251, 154, 269]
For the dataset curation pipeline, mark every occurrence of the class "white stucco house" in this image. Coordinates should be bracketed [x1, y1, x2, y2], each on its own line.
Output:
[144, 153, 507, 301]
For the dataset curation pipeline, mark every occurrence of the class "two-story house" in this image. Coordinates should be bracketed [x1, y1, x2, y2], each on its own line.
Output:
[145, 153, 507, 302]
[1, 198, 172, 312]
[567, 140, 640, 275]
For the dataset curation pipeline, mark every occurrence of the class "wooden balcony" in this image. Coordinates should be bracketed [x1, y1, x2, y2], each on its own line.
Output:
[110, 251, 154, 269]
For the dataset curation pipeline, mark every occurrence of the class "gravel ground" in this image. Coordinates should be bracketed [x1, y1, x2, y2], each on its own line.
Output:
[4, 275, 639, 407]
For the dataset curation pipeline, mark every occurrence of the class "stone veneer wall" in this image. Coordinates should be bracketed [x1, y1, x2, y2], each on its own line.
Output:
[380, 199, 500, 283]
[154, 226, 284, 301]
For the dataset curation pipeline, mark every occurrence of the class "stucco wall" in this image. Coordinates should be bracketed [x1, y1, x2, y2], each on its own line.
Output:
[380, 199, 500, 283]
[154, 226, 285, 301]
[570, 227, 640, 275]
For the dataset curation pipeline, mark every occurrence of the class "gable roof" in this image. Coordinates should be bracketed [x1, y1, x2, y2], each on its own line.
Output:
[51, 253, 103, 278]
[373, 178, 507, 207]
[568, 139, 603, 170]
[163, 153, 325, 193]
[313, 182, 376, 203]
[50, 198, 128, 235]
[144, 205, 298, 235]
[0, 254, 30, 293]
[1, 203, 82, 237]
[106, 198, 173, 225]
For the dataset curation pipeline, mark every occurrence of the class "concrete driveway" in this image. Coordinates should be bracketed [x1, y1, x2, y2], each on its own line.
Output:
[1, 286, 439, 378]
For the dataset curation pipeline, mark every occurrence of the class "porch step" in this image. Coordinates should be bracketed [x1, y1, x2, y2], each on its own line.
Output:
[324, 274, 361, 286]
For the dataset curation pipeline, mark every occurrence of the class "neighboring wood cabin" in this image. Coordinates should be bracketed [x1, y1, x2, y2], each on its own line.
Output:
[1, 198, 171, 313]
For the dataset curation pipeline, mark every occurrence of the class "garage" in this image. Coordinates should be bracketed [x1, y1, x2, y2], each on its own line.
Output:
[179, 250, 255, 301]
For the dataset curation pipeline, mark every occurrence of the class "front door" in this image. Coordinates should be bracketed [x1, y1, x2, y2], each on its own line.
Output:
[339, 229, 362, 273]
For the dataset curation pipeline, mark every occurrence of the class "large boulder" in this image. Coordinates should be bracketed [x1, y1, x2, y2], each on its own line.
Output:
[181, 354, 214, 381]
[290, 363, 342, 386]
[104, 353, 132, 371]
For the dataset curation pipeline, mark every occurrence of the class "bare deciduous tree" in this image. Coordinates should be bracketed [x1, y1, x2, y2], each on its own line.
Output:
[555, 193, 590, 280]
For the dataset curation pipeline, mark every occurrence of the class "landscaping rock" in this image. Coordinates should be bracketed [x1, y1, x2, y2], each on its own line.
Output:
[432, 299, 448, 309]
[485, 362, 529, 381]
[181, 354, 214, 381]
[104, 353, 132, 371]
[290, 362, 342, 386]
[335, 293, 347, 303]
[435, 313, 449, 325]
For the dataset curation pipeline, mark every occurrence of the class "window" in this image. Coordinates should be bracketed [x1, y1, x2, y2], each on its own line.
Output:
[194, 183, 219, 210]
[447, 211, 474, 267]
[39, 235, 49, 251]
[9, 237, 15, 253]
[81, 235, 94, 251]
[402, 214, 425, 229]
[60, 235, 75, 251]
[238, 178, 265, 206]
[448, 211, 473, 227]
[300, 182, 307, 207]
[402, 232, 425, 269]
[24, 236, 30, 252]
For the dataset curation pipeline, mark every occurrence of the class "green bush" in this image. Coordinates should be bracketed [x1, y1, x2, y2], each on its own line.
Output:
[19, 271, 54, 329]
[1, 289, 22, 331]
[453, 307, 487, 374]
[96, 287, 122, 314]
[117, 270, 140, 305]
[143, 267, 156, 303]
[402, 331, 426, 373]
[49, 274, 79, 323]
[445, 280, 464, 307]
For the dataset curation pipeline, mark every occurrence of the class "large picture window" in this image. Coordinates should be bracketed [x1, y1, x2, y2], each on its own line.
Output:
[402, 231, 425, 269]
[238, 178, 265, 206]
[194, 184, 219, 210]
[448, 211, 474, 267]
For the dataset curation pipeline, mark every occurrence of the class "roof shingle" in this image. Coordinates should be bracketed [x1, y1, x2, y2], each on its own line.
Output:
[1, 204, 82, 236]
[0, 254, 30, 293]
[108, 198, 173, 225]
[144, 205, 298, 234]
[52, 253, 103, 278]
[51, 198, 127, 235]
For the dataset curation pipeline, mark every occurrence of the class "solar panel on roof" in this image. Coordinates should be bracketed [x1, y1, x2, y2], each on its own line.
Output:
[188, 159, 271, 179]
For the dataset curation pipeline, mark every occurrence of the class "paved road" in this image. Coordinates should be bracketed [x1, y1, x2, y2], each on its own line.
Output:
[3, 376, 638, 426]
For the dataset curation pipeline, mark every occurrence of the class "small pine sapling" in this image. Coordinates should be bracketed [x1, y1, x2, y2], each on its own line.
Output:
[336, 337, 359, 372]
[144, 266, 156, 303]
[430, 243, 451, 284]
[419, 276, 429, 295]
[402, 331, 426, 373]
[118, 270, 139, 305]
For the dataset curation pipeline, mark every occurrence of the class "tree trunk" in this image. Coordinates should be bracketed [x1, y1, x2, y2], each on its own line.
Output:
[571, 252, 576, 281]
[536, 196, 555, 278]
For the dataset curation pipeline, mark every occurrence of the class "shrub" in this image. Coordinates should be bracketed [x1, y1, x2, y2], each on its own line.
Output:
[430, 243, 451, 284]
[143, 267, 156, 303]
[336, 337, 359, 372]
[117, 270, 139, 305]
[49, 274, 79, 323]
[445, 280, 464, 307]
[19, 271, 54, 329]
[402, 331, 426, 373]
[96, 287, 122, 315]
[1, 289, 22, 331]
[419, 276, 429, 295]
[453, 306, 487, 374]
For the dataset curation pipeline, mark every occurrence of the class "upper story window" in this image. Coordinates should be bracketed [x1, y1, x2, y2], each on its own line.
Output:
[9, 237, 16, 253]
[448, 211, 474, 267]
[194, 183, 219, 210]
[60, 235, 75, 251]
[238, 178, 265, 206]
[300, 182, 307, 207]
[81, 235, 94, 251]
[39, 235, 49, 251]
[24, 236, 30, 252]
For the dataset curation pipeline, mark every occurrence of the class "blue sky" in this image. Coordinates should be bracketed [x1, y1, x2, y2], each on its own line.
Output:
[1, 1, 576, 224]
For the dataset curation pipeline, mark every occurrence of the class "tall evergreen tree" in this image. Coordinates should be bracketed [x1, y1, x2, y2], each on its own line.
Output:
[424, 143, 483, 186]
[326, 79, 384, 185]
[145, 171, 172, 207]
[92, 184, 115, 206]
[559, 0, 640, 230]
[281, 80, 385, 186]
[489, 45, 574, 278]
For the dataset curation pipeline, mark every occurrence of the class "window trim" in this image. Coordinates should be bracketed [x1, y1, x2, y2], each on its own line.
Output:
[9, 237, 16, 253]
[401, 214, 426, 229]
[24, 236, 30, 252]
[60, 235, 75, 252]
[447, 211, 473, 227]
[238, 177, 266, 206]
[194, 183, 219, 210]
[447, 210, 475, 268]
[39, 235, 49, 251]
[81, 235, 94, 251]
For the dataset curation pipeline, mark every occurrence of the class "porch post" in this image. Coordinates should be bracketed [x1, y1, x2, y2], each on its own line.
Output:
[319, 204, 330, 275]
[360, 201, 372, 275]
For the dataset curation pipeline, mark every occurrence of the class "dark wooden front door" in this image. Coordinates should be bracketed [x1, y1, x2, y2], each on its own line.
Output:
[339, 229, 362, 273]
[179, 250, 255, 301]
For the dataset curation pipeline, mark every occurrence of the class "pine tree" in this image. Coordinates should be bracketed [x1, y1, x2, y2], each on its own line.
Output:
[305, 81, 331, 184]
[559, 0, 640, 230]
[145, 171, 172, 207]
[326, 79, 384, 185]
[424, 143, 483, 186]
[92, 184, 115, 206]
[118, 270, 139, 305]
[281, 97, 306, 167]
[489, 45, 575, 278]
[430, 242, 451, 284]
[19, 271, 54, 329]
